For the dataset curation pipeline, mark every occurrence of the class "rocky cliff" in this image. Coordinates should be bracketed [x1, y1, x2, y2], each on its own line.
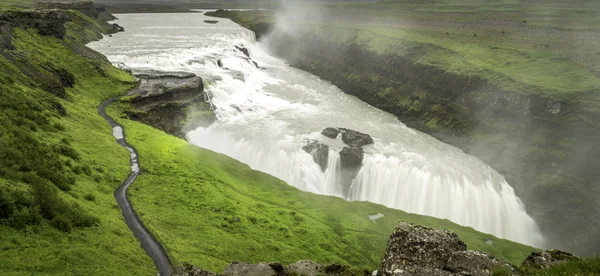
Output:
[123, 70, 215, 138]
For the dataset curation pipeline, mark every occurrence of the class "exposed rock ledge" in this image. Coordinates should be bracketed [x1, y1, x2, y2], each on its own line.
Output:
[125, 70, 215, 138]
[174, 222, 577, 276]
[303, 127, 373, 196]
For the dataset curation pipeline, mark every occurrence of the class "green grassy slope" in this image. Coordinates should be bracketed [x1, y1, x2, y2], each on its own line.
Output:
[0, 11, 156, 275]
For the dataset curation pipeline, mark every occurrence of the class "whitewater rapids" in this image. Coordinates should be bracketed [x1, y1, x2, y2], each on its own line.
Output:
[88, 12, 545, 247]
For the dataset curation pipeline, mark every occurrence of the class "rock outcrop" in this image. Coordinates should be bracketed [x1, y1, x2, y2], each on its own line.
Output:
[377, 222, 516, 276]
[318, 127, 374, 193]
[125, 70, 215, 138]
[0, 9, 70, 39]
[287, 260, 322, 276]
[174, 221, 584, 276]
[521, 250, 579, 269]
[235, 45, 250, 58]
[302, 141, 329, 172]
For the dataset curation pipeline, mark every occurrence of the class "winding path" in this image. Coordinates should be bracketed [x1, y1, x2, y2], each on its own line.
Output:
[99, 97, 173, 276]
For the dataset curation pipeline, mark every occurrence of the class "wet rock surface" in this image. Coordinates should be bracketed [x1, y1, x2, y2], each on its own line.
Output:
[339, 146, 363, 170]
[302, 141, 329, 172]
[317, 127, 374, 190]
[321, 127, 374, 147]
[235, 45, 250, 58]
[321, 127, 342, 139]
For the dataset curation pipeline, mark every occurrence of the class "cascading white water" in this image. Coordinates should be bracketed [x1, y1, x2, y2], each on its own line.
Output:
[88, 12, 545, 247]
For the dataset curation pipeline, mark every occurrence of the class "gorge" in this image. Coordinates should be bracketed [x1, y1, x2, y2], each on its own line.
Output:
[88, 12, 543, 247]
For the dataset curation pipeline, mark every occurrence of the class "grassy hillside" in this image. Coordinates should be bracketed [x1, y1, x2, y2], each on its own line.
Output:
[0, 8, 155, 275]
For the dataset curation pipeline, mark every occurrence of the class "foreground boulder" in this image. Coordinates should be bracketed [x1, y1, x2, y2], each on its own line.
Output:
[221, 262, 281, 276]
[521, 249, 579, 269]
[287, 260, 322, 276]
[377, 222, 516, 276]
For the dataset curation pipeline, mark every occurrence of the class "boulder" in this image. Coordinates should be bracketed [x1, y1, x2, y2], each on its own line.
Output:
[521, 250, 579, 269]
[173, 263, 218, 276]
[446, 250, 515, 276]
[320, 127, 374, 148]
[339, 146, 363, 170]
[221, 262, 281, 276]
[339, 128, 373, 148]
[111, 23, 125, 32]
[287, 260, 322, 276]
[321, 127, 341, 139]
[302, 141, 329, 172]
[378, 222, 466, 275]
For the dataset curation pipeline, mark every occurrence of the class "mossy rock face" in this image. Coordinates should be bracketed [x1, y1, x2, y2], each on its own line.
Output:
[0, 9, 70, 39]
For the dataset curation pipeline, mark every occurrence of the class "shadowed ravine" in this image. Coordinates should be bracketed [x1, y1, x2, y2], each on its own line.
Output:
[98, 97, 173, 276]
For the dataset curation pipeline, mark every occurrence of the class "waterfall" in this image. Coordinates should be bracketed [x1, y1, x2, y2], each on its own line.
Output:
[88, 12, 545, 247]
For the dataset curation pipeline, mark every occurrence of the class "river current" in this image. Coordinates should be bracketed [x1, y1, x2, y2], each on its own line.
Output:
[88, 12, 544, 247]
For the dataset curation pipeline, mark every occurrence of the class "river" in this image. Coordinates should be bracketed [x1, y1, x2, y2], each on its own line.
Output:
[88, 12, 544, 247]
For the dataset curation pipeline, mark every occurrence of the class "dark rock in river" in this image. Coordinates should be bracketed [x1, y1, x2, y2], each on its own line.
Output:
[111, 23, 125, 32]
[521, 250, 579, 269]
[340, 128, 373, 147]
[236, 45, 250, 58]
[204, 20, 219, 24]
[339, 146, 363, 170]
[302, 141, 329, 172]
[377, 222, 517, 276]
[321, 127, 341, 139]
[321, 127, 373, 148]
